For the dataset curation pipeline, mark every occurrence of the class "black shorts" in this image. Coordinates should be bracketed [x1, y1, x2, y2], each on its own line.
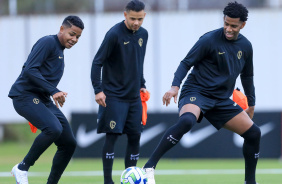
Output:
[178, 92, 243, 130]
[97, 99, 143, 134]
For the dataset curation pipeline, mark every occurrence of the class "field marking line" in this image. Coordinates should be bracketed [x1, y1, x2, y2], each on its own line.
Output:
[1, 169, 282, 177]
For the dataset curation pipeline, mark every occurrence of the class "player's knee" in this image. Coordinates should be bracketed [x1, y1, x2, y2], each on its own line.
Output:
[127, 133, 141, 145]
[66, 139, 77, 154]
[51, 126, 63, 139]
[176, 112, 197, 134]
[241, 123, 261, 143]
[44, 124, 63, 140]
[67, 136, 77, 150]
[106, 133, 119, 143]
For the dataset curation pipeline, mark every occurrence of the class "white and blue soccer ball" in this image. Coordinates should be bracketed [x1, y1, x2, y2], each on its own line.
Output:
[120, 166, 147, 184]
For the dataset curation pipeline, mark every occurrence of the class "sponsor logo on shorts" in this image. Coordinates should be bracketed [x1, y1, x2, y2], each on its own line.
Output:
[190, 97, 196, 102]
[110, 121, 116, 129]
[33, 98, 39, 104]
[255, 152, 260, 159]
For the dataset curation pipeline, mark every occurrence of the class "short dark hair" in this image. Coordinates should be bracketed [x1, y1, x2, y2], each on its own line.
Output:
[125, 0, 145, 12]
[223, 1, 248, 22]
[62, 15, 84, 30]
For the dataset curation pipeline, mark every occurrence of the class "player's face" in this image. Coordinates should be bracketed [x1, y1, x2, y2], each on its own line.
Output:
[124, 10, 146, 32]
[58, 25, 83, 49]
[223, 15, 246, 41]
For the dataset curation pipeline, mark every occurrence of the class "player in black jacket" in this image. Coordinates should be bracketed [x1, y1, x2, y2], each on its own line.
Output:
[91, 1, 148, 183]
[9, 16, 84, 184]
[143, 2, 260, 184]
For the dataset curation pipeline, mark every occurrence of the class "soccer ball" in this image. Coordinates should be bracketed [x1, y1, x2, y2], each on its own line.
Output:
[120, 166, 147, 184]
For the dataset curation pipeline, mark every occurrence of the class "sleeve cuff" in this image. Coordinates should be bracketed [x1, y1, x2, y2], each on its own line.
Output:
[94, 88, 102, 95]
[51, 89, 61, 96]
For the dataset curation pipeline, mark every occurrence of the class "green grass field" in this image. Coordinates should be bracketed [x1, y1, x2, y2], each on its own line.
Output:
[1, 142, 282, 184]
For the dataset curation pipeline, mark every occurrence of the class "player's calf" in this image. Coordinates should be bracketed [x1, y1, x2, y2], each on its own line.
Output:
[241, 123, 261, 184]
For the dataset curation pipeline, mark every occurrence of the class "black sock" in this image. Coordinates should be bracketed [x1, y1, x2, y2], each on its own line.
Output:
[18, 161, 30, 171]
[241, 124, 261, 184]
[103, 133, 118, 184]
[144, 112, 196, 168]
[125, 134, 141, 168]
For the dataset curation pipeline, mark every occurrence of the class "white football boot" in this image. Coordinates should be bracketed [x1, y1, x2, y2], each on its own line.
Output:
[11, 164, 29, 184]
[143, 167, 156, 184]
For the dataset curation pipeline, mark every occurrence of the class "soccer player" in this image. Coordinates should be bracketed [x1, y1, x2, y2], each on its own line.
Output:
[9, 16, 84, 184]
[143, 2, 260, 184]
[90, 1, 148, 183]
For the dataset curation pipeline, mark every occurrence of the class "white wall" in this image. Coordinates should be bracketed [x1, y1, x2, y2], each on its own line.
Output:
[1, 9, 282, 122]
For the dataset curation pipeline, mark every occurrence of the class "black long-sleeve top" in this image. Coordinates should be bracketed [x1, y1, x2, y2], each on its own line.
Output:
[9, 35, 65, 102]
[91, 21, 148, 102]
[173, 28, 255, 106]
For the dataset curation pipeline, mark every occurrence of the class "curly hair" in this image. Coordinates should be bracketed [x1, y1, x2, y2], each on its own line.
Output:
[223, 1, 248, 22]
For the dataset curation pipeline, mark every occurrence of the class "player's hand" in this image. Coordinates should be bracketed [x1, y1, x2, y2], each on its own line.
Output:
[162, 86, 179, 106]
[95, 92, 106, 107]
[52, 91, 68, 108]
[140, 88, 148, 93]
[245, 106, 255, 119]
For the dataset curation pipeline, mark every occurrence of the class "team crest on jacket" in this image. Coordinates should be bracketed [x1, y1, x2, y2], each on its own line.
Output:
[190, 97, 196, 102]
[110, 121, 116, 129]
[237, 51, 242, 59]
[33, 98, 39, 104]
[138, 38, 143, 47]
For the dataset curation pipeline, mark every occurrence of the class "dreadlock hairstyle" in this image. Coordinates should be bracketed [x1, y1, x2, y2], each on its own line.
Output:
[223, 1, 248, 22]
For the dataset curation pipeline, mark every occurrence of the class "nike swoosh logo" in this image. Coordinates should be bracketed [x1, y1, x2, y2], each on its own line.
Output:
[59, 56, 63, 59]
[77, 123, 167, 148]
[130, 154, 140, 157]
[124, 41, 130, 45]
[140, 123, 167, 146]
[106, 152, 114, 156]
[218, 52, 225, 55]
[169, 135, 179, 141]
[180, 125, 217, 148]
[233, 122, 275, 147]
[76, 124, 105, 148]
